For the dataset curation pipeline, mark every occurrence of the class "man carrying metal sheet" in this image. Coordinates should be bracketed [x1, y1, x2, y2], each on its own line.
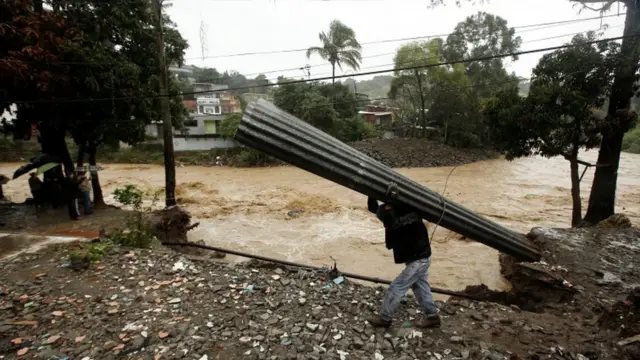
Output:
[366, 183, 441, 329]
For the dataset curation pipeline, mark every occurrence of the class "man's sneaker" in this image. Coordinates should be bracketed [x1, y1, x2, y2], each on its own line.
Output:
[366, 315, 392, 328]
[414, 313, 441, 328]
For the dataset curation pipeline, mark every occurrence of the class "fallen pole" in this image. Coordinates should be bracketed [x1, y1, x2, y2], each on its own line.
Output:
[234, 100, 540, 261]
[161, 241, 483, 300]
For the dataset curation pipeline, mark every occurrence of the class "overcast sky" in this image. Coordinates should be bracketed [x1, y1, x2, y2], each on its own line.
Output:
[165, 0, 626, 82]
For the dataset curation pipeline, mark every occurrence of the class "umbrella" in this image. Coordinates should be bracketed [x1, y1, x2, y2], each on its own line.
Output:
[36, 162, 61, 175]
[12, 153, 63, 179]
[12, 163, 38, 179]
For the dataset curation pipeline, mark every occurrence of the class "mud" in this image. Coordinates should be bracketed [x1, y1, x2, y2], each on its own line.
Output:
[349, 138, 496, 168]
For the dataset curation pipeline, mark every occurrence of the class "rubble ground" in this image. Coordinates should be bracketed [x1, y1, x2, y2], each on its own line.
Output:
[1, 236, 636, 360]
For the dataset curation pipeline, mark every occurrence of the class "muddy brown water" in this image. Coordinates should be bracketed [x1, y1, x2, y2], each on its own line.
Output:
[1, 150, 639, 294]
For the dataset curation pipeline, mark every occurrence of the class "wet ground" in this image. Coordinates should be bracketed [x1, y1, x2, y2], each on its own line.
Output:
[1, 150, 639, 294]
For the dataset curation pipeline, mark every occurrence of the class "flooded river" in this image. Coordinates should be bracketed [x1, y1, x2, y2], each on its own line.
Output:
[1, 150, 639, 293]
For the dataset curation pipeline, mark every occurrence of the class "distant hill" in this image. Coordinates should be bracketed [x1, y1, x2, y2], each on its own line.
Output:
[344, 75, 393, 100]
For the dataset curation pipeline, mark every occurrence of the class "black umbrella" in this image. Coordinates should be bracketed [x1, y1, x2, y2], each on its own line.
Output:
[12, 163, 38, 179]
[12, 153, 63, 179]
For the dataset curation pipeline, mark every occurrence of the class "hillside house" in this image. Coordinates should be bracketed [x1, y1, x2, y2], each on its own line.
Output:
[144, 83, 241, 151]
[359, 105, 394, 127]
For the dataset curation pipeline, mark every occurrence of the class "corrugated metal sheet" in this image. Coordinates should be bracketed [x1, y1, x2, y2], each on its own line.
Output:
[235, 100, 540, 261]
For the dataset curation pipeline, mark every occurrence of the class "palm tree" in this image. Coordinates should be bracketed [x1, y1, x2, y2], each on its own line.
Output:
[306, 20, 362, 87]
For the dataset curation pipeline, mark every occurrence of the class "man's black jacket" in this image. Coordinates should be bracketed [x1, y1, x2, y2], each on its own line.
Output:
[367, 197, 431, 264]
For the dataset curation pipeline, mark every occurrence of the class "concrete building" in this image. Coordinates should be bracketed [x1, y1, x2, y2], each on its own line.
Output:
[144, 83, 242, 151]
[168, 64, 197, 84]
[359, 105, 394, 127]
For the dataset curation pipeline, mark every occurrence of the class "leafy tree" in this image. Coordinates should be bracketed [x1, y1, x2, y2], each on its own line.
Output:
[444, 12, 521, 98]
[318, 82, 358, 120]
[388, 40, 444, 135]
[272, 79, 372, 140]
[484, 33, 620, 226]
[426, 66, 481, 147]
[306, 20, 362, 87]
[1, 0, 188, 206]
[568, 0, 640, 223]
[193, 67, 221, 83]
[220, 113, 242, 139]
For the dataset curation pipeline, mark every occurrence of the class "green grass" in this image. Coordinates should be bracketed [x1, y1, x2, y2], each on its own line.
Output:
[0, 137, 279, 167]
[622, 125, 640, 154]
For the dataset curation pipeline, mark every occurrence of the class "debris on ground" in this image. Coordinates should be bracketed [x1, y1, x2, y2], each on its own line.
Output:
[1, 228, 638, 360]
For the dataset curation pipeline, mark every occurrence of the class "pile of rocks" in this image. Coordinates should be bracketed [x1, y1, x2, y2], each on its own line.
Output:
[0, 244, 629, 360]
[349, 138, 495, 168]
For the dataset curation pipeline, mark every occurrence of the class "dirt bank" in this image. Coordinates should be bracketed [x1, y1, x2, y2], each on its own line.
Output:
[2, 137, 494, 169]
[349, 138, 496, 168]
[1, 223, 639, 360]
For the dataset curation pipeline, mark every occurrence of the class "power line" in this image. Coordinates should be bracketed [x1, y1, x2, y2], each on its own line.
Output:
[186, 24, 624, 85]
[182, 12, 626, 60]
[46, 65, 598, 126]
[5, 34, 633, 105]
[1, 12, 625, 68]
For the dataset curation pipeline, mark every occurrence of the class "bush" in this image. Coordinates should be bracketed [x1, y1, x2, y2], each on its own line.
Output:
[622, 125, 640, 154]
[109, 184, 159, 248]
[334, 117, 381, 142]
[220, 113, 242, 139]
[230, 149, 277, 167]
[68, 242, 114, 270]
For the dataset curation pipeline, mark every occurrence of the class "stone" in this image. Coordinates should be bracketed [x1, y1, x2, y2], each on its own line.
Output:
[353, 337, 365, 349]
[450, 336, 463, 344]
[306, 323, 319, 332]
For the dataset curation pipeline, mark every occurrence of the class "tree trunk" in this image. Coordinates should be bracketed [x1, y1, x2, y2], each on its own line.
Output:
[87, 144, 105, 207]
[444, 118, 449, 145]
[584, 1, 640, 224]
[415, 70, 427, 138]
[331, 62, 336, 109]
[153, 0, 177, 207]
[39, 123, 73, 176]
[569, 148, 582, 227]
[76, 143, 85, 167]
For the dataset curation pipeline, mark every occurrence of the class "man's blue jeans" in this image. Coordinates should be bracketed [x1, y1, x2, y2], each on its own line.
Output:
[82, 191, 92, 215]
[380, 257, 438, 321]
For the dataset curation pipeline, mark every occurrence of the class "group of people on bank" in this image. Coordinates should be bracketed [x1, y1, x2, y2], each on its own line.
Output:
[28, 170, 93, 220]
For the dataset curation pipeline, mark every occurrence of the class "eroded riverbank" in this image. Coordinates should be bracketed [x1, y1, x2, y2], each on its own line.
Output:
[1, 150, 639, 293]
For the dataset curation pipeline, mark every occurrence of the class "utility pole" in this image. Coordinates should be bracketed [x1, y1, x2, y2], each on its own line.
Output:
[152, 0, 177, 207]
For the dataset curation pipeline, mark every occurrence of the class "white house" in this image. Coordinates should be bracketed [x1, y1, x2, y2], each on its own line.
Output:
[144, 97, 239, 151]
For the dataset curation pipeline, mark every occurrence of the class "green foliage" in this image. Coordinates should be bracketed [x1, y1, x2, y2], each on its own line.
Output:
[109, 184, 159, 248]
[385, 12, 525, 148]
[1, 0, 189, 160]
[444, 12, 522, 98]
[272, 80, 371, 139]
[69, 242, 114, 263]
[113, 184, 145, 209]
[220, 113, 242, 139]
[622, 124, 640, 153]
[230, 149, 276, 167]
[273, 80, 337, 132]
[334, 116, 381, 142]
[307, 20, 362, 84]
[485, 33, 619, 160]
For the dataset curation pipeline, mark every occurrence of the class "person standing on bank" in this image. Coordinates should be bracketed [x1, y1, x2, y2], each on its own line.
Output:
[77, 171, 93, 215]
[366, 183, 441, 328]
[62, 172, 81, 220]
